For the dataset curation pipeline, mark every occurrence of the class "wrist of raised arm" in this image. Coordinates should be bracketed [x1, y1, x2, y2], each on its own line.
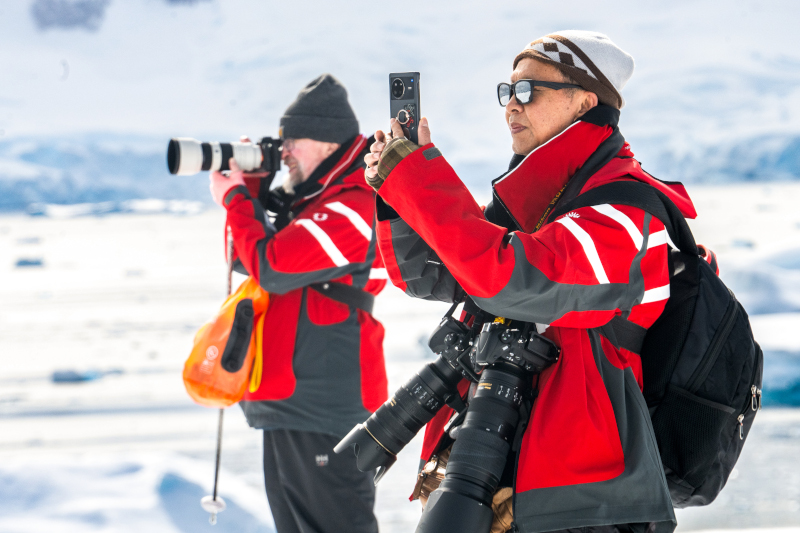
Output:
[223, 185, 252, 209]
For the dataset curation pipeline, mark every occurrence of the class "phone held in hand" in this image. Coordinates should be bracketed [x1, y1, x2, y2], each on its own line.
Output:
[389, 72, 421, 144]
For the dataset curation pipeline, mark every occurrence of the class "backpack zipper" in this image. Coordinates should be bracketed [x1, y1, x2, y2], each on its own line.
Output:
[750, 385, 762, 412]
[686, 290, 738, 393]
[737, 347, 763, 440]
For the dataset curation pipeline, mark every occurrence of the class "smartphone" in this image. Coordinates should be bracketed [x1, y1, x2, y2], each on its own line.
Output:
[389, 72, 421, 144]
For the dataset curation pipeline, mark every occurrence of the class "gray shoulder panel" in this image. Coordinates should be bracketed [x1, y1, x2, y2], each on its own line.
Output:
[389, 217, 460, 302]
[255, 237, 372, 295]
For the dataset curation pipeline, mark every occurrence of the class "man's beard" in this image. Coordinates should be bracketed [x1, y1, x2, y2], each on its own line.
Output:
[281, 162, 304, 194]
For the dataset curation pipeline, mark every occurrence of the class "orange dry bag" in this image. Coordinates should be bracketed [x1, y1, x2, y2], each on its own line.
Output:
[183, 276, 269, 408]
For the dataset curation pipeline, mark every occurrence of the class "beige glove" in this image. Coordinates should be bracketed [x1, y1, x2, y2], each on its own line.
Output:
[490, 487, 514, 533]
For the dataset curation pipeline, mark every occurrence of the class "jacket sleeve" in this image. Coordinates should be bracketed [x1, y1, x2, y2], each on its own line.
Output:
[377, 146, 671, 327]
[224, 185, 379, 294]
[376, 197, 461, 303]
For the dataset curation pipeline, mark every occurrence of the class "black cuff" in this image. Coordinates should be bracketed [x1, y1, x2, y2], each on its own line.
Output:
[223, 185, 251, 208]
[376, 195, 400, 221]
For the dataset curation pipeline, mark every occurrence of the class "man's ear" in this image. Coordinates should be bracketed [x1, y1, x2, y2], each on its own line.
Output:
[324, 142, 341, 157]
[575, 91, 599, 119]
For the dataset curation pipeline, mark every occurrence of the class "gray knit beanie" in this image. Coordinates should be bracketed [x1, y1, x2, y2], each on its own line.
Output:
[514, 30, 634, 109]
[279, 74, 359, 144]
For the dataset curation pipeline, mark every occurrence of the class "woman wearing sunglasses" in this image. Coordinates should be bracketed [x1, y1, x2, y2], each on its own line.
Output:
[364, 31, 695, 533]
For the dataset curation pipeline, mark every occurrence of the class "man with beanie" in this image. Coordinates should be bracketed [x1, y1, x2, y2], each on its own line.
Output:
[209, 73, 388, 533]
[366, 31, 695, 532]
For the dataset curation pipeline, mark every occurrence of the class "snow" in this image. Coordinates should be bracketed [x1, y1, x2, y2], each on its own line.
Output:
[2, 181, 800, 531]
[0, 454, 275, 533]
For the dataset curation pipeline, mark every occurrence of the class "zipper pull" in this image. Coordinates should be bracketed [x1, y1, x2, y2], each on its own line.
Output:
[737, 414, 744, 440]
[757, 388, 763, 410]
[751, 385, 758, 411]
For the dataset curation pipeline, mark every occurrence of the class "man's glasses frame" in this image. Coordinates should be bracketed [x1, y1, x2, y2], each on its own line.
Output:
[497, 79, 582, 106]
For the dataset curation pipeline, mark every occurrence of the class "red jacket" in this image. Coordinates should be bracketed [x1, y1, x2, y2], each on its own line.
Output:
[223, 135, 389, 437]
[376, 108, 691, 532]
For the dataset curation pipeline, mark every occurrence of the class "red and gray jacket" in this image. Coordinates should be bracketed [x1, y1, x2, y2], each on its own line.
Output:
[223, 135, 389, 438]
[376, 107, 694, 532]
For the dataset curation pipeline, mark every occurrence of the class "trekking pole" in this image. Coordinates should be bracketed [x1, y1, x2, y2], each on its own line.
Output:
[200, 227, 235, 525]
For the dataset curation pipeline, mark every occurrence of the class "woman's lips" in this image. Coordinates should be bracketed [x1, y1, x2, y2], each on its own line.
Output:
[509, 122, 526, 134]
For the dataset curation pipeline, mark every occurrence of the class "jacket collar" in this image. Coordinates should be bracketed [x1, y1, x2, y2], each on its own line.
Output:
[291, 134, 368, 205]
[491, 106, 696, 233]
[493, 106, 620, 233]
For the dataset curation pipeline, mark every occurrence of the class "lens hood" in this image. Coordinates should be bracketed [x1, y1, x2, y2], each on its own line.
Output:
[333, 424, 397, 484]
[416, 487, 494, 533]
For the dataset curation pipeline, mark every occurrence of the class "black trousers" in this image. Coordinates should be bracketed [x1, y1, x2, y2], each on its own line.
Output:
[262, 429, 378, 533]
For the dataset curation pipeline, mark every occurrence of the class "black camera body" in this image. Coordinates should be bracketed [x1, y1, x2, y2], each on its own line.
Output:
[475, 320, 560, 373]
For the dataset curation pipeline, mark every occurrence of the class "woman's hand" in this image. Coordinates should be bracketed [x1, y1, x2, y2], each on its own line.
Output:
[364, 117, 431, 183]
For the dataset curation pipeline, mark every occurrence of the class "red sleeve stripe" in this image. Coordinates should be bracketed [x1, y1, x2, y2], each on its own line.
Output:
[590, 204, 643, 249]
[325, 201, 373, 241]
[369, 267, 389, 279]
[641, 284, 670, 304]
[295, 219, 349, 267]
[556, 215, 610, 284]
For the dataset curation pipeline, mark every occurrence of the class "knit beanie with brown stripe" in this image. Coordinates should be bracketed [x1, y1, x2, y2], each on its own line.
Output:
[514, 30, 634, 109]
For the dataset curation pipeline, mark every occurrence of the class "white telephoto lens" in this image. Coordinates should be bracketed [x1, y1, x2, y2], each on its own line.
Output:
[208, 142, 223, 172]
[231, 142, 264, 172]
[169, 138, 204, 175]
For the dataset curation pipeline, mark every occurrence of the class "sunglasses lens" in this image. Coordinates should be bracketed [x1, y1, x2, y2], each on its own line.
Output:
[514, 81, 532, 104]
[498, 84, 511, 106]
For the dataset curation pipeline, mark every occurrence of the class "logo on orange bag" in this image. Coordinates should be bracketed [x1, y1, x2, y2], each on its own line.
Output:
[200, 346, 220, 374]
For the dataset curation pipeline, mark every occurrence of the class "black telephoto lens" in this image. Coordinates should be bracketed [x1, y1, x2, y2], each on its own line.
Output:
[334, 355, 464, 482]
[416, 361, 528, 533]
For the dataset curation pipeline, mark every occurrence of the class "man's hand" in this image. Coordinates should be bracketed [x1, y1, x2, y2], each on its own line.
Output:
[210, 135, 273, 206]
[365, 117, 431, 184]
[209, 158, 246, 207]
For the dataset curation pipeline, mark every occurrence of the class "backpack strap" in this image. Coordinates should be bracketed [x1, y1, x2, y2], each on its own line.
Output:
[309, 282, 375, 314]
[599, 315, 648, 355]
[551, 180, 698, 255]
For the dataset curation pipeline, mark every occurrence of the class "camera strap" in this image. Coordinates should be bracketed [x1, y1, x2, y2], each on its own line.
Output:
[309, 282, 375, 314]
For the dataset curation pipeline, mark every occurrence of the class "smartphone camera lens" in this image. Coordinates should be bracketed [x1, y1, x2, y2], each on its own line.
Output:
[391, 78, 405, 99]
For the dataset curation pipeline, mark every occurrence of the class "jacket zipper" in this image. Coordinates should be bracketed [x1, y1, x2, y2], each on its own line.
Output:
[686, 290, 738, 393]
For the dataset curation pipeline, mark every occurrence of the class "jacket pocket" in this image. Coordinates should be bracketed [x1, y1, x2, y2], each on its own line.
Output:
[305, 286, 350, 325]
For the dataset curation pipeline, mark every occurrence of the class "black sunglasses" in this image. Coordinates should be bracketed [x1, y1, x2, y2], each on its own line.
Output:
[497, 79, 583, 106]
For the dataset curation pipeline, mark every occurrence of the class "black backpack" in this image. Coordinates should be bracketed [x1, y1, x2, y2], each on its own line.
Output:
[555, 180, 764, 508]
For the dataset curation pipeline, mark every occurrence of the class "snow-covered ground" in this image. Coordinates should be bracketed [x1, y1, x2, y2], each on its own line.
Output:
[2, 182, 800, 532]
